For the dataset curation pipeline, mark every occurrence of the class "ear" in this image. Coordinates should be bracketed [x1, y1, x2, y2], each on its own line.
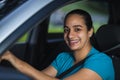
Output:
[88, 28, 93, 37]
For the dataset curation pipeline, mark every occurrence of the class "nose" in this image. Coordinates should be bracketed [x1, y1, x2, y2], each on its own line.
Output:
[68, 30, 75, 39]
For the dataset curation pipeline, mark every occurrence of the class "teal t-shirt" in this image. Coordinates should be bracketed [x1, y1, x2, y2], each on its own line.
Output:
[51, 47, 115, 80]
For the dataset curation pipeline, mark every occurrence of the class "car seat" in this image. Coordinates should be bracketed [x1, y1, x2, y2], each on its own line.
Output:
[95, 24, 120, 80]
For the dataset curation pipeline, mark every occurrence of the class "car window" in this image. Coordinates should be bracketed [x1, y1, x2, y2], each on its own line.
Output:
[48, 1, 109, 33]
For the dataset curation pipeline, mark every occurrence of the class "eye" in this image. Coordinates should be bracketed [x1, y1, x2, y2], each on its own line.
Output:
[64, 27, 69, 33]
[74, 27, 81, 32]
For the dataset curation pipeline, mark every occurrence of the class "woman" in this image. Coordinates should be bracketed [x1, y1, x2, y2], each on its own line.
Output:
[0, 9, 114, 80]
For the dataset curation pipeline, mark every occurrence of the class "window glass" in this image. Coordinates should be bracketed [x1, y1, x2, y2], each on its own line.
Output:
[48, 1, 109, 33]
[17, 33, 29, 43]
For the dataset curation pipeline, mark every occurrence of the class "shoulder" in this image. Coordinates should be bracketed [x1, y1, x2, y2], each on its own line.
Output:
[56, 52, 72, 59]
[51, 52, 73, 67]
[87, 47, 112, 62]
[83, 47, 114, 80]
[51, 52, 74, 75]
[55, 52, 73, 64]
[85, 47, 113, 70]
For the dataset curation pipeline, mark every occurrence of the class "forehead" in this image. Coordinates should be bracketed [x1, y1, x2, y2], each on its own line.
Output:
[64, 14, 86, 28]
[66, 14, 84, 20]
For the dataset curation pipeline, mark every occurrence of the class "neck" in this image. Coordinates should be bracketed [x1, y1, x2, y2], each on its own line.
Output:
[73, 44, 92, 64]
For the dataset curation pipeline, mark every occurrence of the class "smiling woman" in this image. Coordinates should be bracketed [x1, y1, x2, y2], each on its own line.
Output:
[0, 8, 114, 80]
[0, 0, 118, 80]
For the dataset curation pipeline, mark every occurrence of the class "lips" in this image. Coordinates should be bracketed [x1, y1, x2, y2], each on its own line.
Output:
[68, 39, 79, 46]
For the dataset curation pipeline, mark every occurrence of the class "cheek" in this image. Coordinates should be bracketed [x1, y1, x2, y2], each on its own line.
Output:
[64, 33, 67, 40]
[78, 32, 88, 40]
[77, 32, 83, 38]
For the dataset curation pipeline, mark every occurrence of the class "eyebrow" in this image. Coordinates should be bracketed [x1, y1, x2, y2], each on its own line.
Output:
[64, 25, 67, 28]
[64, 25, 82, 28]
[73, 25, 82, 28]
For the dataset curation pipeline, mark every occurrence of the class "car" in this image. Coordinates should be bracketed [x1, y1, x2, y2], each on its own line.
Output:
[0, 0, 120, 80]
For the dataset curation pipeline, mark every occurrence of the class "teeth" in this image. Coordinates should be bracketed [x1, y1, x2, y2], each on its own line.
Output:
[71, 40, 77, 43]
[70, 40, 79, 43]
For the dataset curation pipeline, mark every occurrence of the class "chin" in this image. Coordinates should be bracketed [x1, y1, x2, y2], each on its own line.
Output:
[69, 47, 79, 51]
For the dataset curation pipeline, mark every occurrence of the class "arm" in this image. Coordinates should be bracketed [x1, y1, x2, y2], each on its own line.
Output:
[0, 51, 102, 80]
[63, 68, 102, 80]
[0, 51, 59, 80]
[41, 66, 102, 80]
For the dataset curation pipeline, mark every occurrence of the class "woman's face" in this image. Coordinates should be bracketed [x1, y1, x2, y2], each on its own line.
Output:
[64, 14, 93, 51]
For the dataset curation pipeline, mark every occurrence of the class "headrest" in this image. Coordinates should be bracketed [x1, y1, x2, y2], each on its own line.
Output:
[95, 24, 120, 55]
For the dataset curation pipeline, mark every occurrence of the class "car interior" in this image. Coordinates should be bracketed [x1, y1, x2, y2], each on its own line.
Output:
[0, 0, 120, 80]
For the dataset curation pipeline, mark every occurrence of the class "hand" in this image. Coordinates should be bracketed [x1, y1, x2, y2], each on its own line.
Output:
[0, 51, 13, 63]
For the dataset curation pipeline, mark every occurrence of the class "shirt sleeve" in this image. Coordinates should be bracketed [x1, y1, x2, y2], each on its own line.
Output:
[51, 52, 67, 71]
[83, 53, 114, 80]
[51, 52, 73, 76]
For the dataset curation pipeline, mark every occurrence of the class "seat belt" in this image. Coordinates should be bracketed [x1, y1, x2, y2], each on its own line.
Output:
[56, 59, 85, 79]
